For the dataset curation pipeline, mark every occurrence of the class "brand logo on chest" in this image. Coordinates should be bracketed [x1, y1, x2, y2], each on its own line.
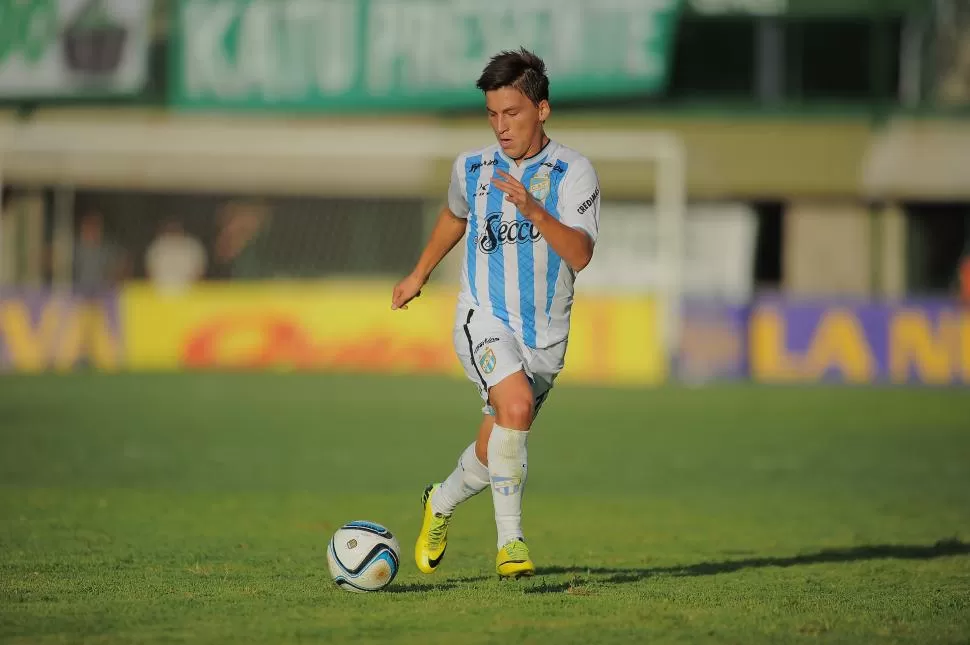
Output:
[478, 212, 542, 254]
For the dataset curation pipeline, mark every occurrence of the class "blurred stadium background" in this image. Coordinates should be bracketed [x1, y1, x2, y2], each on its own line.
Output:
[2, 2, 970, 642]
[1, 0, 969, 384]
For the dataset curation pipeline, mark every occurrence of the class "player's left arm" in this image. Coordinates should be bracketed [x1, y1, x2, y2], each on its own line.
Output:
[492, 163, 599, 272]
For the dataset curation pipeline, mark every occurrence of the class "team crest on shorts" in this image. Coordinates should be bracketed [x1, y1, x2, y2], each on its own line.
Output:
[529, 175, 550, 201]
[479, 347, 497, 374]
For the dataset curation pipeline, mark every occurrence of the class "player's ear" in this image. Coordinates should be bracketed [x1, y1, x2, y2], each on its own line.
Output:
[537, 100, 551, 124]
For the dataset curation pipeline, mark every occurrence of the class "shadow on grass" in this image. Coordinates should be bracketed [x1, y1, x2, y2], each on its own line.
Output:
[446, 575, 491, 584]
[384, 582, 458, 593]
[525, 538, 970, 594]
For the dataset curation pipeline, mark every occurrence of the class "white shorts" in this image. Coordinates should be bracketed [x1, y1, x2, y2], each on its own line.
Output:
[452, 306, 567, 417]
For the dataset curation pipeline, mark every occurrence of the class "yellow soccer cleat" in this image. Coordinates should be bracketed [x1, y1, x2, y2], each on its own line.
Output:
[496, 539, 535, 579]
[415, 483, 451, 574]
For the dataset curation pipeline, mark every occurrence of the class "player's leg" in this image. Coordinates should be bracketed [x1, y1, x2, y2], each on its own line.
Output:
[475, 409, 494, 464]
[415, 316, 496, 574]
[484, 342, 560, 578]
[416, 414, 495, 574]
[485, 370, 537, 578]
[472, 388, 549, 464]
[440, 387, 545, 509]
[431, 414, 493, 516]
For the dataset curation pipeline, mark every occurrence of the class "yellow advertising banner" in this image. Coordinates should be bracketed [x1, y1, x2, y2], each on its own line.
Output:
[122, 281, 665, 385]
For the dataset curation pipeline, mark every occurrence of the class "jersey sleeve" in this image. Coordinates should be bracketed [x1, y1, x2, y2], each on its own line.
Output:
[447, 155, 470, 219]
[558, 159, 601, 244]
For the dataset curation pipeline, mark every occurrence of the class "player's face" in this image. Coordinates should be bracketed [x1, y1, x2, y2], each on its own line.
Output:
[485, 87, 550, 161]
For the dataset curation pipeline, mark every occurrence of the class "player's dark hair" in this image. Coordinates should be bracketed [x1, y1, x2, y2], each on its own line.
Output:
[476, 48, 549, 106]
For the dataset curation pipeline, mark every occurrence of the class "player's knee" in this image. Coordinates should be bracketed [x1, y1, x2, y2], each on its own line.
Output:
[498, 397, 534, 430]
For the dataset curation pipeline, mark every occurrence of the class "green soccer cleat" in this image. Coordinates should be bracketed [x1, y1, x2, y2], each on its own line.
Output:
[496, 539, 535, 579]
[415, 483, 451, 574]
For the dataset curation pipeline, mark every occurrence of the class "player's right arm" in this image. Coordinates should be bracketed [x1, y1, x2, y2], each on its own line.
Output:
[391, 156, 470, 311]
[391, 207, 466, 310]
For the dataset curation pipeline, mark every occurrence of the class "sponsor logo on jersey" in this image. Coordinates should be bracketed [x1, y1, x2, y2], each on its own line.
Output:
[577, 186, 599, 215]
[479, 212, 542, 254]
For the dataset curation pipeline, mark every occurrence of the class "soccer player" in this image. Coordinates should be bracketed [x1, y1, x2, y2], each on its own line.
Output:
[391, 48, 601, 578]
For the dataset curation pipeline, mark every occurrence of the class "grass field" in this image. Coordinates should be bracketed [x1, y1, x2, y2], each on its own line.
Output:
[1, 373, 969, 644]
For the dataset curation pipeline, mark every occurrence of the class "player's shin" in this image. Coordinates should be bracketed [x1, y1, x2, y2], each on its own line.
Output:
[431, 442, 490, 516]
[487, 424, 529, 548]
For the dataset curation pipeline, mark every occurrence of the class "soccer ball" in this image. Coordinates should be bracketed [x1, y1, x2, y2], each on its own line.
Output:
[327, 520, 401, 592]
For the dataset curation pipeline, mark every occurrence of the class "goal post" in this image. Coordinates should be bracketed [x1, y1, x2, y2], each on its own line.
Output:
[564, 130, 687, 365]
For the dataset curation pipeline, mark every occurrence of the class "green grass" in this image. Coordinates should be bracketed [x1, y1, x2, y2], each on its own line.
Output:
[1, 373, 969, 644]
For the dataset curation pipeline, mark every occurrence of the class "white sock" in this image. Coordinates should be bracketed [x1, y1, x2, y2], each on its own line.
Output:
[487, 424, 529, 549]
[431, 442, 490, 516]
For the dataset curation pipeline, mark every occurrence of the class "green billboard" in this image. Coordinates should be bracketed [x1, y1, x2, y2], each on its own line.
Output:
[170, 0, 683, 112]
[0, 0, 154, 99]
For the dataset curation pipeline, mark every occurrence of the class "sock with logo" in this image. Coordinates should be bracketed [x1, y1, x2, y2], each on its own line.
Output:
[487, 423, 529, 549]
[431, 442, 490, 516]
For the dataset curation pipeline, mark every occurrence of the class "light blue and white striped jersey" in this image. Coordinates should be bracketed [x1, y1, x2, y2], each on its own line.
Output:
[448, 139, 601, 350]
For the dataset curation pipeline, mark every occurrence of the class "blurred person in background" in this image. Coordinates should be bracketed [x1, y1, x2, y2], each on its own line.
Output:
[145, 218, 207, 294]
[392, 48, 601, 580]
[74, 209, 128, 295]
[211, 200, 271, 279]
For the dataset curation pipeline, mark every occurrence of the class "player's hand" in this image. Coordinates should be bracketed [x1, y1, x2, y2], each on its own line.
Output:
[491, 170, 541, 220]
[391, 273, 424, 310]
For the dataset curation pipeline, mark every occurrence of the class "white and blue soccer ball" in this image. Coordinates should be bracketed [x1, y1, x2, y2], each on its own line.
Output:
[327, 521, 401, 593]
